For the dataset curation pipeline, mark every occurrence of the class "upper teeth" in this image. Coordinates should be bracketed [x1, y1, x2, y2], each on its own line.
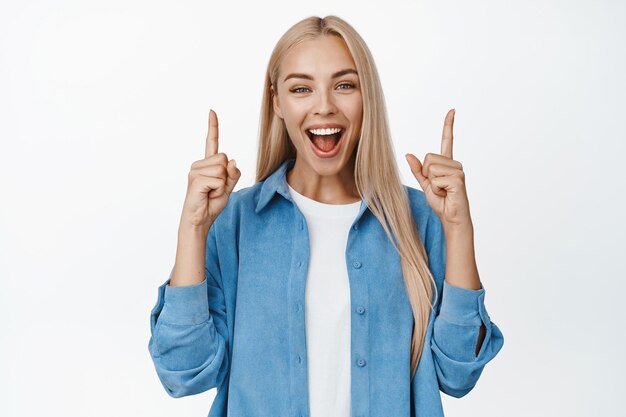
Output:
[308, 127, 343, 135]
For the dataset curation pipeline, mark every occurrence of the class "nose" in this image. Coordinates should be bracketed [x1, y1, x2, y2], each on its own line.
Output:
[313, 88, 337, 116]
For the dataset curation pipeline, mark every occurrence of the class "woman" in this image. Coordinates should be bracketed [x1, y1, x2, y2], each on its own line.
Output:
[148, 15, 504, 417]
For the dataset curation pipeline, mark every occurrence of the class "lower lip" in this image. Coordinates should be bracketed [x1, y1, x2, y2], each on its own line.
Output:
[308, 130, 344, 159]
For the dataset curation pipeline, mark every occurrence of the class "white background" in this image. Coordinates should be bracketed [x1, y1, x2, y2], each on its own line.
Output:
[1, 1, 624, 416]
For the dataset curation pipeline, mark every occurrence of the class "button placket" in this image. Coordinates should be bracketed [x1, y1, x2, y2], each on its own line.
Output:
[346, 225, 369, 416]
[287, 208, 311, 417]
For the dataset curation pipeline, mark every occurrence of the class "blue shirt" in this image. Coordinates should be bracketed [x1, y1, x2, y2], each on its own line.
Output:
[148, 158, 504, 417]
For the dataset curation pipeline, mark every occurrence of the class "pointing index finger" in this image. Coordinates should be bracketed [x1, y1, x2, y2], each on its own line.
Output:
[440, 108, 455, 159]
[205, 109, 219, 158]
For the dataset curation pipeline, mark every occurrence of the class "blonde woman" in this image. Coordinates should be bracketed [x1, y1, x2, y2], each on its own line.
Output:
[148, 15, 504, 417]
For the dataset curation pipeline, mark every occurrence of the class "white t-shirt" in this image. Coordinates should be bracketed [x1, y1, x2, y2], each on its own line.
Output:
[287, 183, 362, 417]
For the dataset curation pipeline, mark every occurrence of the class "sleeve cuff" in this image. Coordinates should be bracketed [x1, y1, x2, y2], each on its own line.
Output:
[439, 280, 489, 326]
[159, 278, 211, 325]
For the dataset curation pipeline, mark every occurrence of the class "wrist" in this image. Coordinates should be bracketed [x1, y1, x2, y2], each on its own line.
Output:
[443, 219, 474, 240]
[178, 221, 210, 240]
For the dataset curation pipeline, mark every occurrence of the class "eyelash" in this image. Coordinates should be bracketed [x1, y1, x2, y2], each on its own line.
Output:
[290, 83, 356, 94]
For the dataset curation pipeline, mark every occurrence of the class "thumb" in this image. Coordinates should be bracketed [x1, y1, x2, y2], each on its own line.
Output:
[405, 153, 428, 191]
[225, 159, 241, 193]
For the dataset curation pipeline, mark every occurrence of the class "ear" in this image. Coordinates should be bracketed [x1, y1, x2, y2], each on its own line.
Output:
[271, 84, 283, 119]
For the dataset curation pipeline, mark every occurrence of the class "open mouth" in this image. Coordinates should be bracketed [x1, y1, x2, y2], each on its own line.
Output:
[306, 128, 345, 153]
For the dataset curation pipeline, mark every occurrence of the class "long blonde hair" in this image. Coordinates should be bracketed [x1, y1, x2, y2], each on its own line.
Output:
[255, 15, 438, 379]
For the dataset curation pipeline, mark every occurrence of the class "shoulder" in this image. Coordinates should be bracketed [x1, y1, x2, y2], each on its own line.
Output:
[402, 186, 447, 291]
[403, 184, 430, 219]
[210, 180, 264, 231]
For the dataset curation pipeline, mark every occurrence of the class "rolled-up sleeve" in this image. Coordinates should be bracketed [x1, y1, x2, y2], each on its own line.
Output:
[148, 223, 230, 398]
[426, 212, 504, 398]
[158, 278, 211, 325]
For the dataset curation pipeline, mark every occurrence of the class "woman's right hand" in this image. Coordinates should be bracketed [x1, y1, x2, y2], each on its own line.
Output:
[180, 109, 241, 232]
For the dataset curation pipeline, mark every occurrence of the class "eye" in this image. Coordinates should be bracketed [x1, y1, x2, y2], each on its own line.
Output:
[337, 82, 356, 90]
[290, 87, 311, 94]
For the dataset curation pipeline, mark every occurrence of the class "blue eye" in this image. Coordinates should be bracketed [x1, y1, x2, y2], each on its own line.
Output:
[289, 83, 356, 94]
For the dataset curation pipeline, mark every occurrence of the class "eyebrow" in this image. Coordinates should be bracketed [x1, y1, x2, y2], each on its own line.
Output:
[283, 68, 358, 82]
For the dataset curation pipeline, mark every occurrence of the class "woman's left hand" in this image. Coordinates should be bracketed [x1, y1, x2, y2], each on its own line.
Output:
[405, 109, 472, 231]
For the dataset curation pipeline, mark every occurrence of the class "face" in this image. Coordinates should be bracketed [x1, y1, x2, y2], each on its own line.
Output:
[272, 35, 363, 178]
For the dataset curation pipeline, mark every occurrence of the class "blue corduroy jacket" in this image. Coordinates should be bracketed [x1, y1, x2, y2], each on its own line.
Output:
[148, 158, 504, 416]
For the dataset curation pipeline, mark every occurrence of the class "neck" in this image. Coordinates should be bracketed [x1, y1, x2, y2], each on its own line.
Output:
[286, 155, 360, 204]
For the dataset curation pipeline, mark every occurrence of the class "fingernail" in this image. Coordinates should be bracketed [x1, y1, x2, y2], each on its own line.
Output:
[233, 159, 237, 168]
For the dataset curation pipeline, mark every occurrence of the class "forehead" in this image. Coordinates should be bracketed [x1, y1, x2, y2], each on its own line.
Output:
[280, 35, 357, 79]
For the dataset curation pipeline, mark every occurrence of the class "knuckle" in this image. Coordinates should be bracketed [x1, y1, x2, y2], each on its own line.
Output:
[218, 164, 228, 179]
[212, 185, 224, 196]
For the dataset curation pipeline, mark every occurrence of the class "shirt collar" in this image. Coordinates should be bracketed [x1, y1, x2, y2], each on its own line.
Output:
[254, 158, 370, 222]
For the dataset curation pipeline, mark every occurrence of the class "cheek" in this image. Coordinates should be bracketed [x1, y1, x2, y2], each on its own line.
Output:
[286, 110, 310, 132]
[346, 95, 363, 122]
[281, 100, 307, 121]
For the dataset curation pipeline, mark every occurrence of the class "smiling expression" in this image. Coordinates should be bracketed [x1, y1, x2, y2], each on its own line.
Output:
[271, 35, 363, 178]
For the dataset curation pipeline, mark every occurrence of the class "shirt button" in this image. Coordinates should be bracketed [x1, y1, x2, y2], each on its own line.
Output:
[297, 355, 302, 364]
[356, 306, 366, 314]
[295, 303, 301, 312]
[352, 261, 362, 268]
[297, 261, 302, 268]
[357, 358, 366, 367]
[299, 220, 304, 230]
[353, 224, 359, 230]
